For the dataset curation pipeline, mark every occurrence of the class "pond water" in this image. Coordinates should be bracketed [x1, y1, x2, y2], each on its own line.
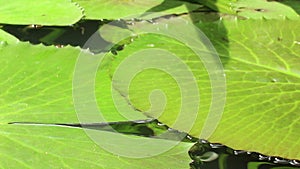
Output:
[189, 139, 300, 169]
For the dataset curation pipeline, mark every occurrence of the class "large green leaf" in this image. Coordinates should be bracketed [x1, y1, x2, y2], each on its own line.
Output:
[108, 18, 300, 160]
[0, 0, 83, 25]
[0, 34, 194, 168]
[73, 0, 202, 19]
[0, 124, 193, 168]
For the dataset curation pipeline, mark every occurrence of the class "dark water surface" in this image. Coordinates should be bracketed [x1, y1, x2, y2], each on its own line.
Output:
[189, 140, 300, 169]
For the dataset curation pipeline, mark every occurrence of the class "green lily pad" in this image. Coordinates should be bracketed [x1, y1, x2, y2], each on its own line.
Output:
[109, 18, 300, 160]
[0, 124, 193, 168]
[0, 39, 194, 168]
[0, 0, 83, 25]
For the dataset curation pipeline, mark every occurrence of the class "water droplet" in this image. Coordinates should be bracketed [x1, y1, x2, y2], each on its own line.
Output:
[0, 41, 7, 47]
[271, 78, 278, 83]
[147, 44, 155, 47]
[294, 41, 300, 45]
[233, 150, 247, 155]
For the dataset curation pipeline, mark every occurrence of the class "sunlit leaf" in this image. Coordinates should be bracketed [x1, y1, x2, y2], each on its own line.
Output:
[0, 124, 193, 168]
[0, 0, 83, 25]
[109, 18, 300, 160]
[0, 40, 193, 168]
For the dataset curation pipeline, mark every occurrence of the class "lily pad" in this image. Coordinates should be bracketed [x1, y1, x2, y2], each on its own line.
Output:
[0, 39, 194, 168]
[109, 18, 300, 160]
[0, 124, 193, 168]
[0, 0, 83, 25]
